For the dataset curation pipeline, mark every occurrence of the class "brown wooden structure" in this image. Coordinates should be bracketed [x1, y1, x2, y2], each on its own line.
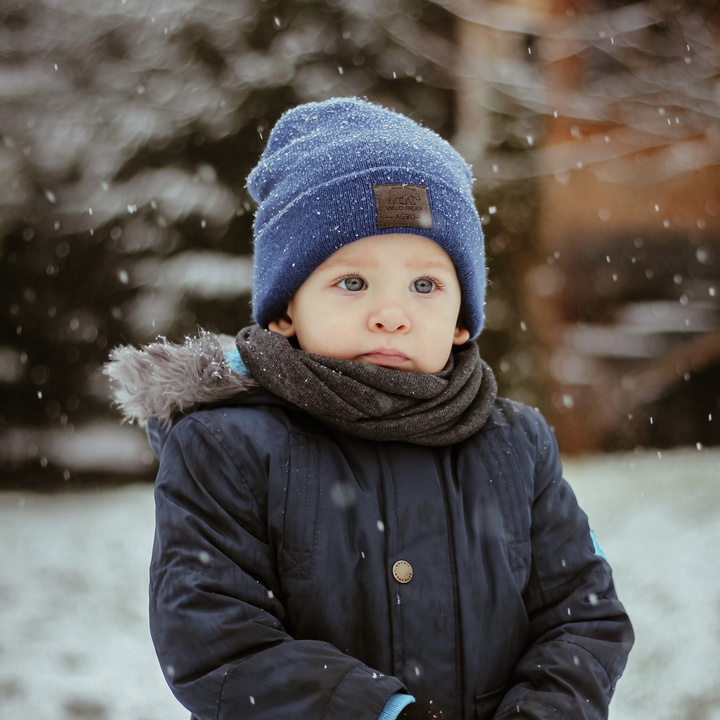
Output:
[452, 0, 719, 452]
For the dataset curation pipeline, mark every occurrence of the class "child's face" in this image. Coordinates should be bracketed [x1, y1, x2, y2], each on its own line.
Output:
[268, 234, 470, 373]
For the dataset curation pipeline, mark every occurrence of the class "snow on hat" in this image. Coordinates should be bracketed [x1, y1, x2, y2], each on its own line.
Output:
[247, 97, 487, 339]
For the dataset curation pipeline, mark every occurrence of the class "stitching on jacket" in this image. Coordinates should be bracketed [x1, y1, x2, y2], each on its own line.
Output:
[437, 447, 465, 717]
[215, 666, 233, 720]
[492, 432, 531, 573]
[280, 432, 323, 579]
[473, 434, 530, 584]
[379, 444, 403, 674]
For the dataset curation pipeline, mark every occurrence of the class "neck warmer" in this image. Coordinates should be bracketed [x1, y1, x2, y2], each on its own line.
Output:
[236, 325, 497, 446]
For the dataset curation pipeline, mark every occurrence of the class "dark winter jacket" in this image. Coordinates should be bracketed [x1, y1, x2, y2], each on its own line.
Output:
[108, 334, 633, 720]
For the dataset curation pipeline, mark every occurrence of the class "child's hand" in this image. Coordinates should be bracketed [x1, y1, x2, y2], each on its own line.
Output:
[398, 701, 445, 719]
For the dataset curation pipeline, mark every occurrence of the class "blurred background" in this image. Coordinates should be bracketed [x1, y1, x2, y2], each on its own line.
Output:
[0, 0, 718, 485]
[0, 0, 719, 718]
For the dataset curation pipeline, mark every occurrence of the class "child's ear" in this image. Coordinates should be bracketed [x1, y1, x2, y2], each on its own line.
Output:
[268, 309, 296, 338]
[453, 325, 470, 346]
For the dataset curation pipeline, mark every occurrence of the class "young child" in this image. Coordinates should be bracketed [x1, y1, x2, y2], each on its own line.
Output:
[106, 97, 633, 720]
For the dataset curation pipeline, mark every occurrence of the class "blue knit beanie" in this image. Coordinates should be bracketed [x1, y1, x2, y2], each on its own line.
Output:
[247, 97, 487, 339]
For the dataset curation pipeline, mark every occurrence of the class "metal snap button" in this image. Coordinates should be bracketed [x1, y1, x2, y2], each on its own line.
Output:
[392, 560, 413, 584]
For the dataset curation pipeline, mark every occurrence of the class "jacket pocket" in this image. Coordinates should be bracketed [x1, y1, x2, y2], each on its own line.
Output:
[279, 432, 322, 579]
[474, 684, 508, 720]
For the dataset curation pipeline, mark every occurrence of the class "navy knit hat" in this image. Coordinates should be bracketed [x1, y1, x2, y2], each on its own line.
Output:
[247, 97, 487, 339]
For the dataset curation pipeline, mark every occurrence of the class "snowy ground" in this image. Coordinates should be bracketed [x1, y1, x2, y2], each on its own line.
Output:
[1, 446, 719, 720]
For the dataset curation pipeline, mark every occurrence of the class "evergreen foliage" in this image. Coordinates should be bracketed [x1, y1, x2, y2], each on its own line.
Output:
[0, 0, 455, 431]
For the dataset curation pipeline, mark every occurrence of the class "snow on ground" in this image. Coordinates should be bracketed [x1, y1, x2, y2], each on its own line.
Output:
[567, 447, 720, 720]
[1, 446, 719, 720]
[0, 484, 180, 720]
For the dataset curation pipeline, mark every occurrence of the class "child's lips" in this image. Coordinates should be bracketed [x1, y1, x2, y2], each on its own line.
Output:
[361, 350, 410, 367]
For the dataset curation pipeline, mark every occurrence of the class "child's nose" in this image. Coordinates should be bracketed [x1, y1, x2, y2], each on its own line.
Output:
[369, 306, 410, 333]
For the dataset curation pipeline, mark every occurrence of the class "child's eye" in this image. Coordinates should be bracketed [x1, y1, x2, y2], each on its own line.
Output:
[338, 276, 366, 291]
[411, 278, 436, 294]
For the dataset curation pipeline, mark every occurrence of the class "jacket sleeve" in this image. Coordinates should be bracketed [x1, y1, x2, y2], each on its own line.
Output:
[149, 412, 405, 720]
[493, 409, 634, 720]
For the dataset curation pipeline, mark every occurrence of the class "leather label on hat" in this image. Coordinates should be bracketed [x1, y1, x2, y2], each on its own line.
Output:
[372, 184, 432, 230]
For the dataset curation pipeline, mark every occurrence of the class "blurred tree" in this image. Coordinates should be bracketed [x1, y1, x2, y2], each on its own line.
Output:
[0, 0, 455, 448]
[445, 0, 720, 449]
[1, 0, 717, 480]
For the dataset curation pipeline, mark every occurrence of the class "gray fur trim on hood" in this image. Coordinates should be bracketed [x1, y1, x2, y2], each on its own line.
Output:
[104, 330, 256, 426]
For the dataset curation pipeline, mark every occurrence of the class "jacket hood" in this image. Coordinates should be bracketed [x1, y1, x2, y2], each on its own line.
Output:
[104, 331, 257, 427]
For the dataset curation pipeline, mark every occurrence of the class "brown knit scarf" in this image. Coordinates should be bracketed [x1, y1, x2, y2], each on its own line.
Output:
[236, 325, 497, 446]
